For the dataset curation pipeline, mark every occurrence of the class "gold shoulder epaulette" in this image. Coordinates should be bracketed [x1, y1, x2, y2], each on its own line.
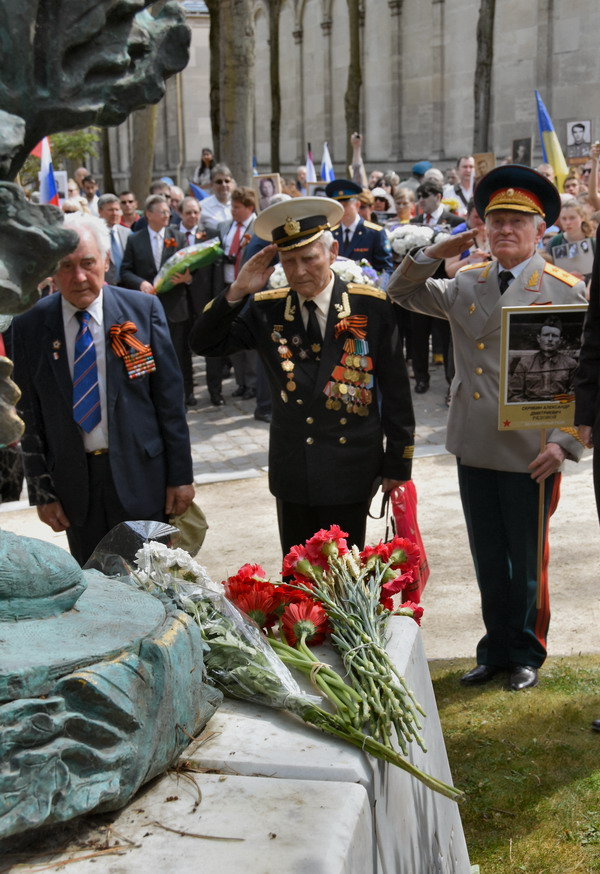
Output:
[254, 287, 290, 301]
[347, 283, 387, 299]
[363, 219, 383, 231]
[202, 298, 215, 312]
[543, 262, 580, 286]
[458, 261, 490, 273]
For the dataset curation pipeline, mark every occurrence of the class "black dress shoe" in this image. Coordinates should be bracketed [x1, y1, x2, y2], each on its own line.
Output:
[591, 719, 600, 732]
[414, 381, 429, 394]
[254, 411, 271, 423]
[242, 388, 256, 400]
[460, 664, 502, 686]
[510, 665, 538, 691]
[185, 394, 198, 408]
[231, 385, 246, 397]
[210, 394, 225, 406]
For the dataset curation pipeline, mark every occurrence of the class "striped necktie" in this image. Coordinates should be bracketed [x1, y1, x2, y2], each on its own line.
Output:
[73, 310, 101, 432]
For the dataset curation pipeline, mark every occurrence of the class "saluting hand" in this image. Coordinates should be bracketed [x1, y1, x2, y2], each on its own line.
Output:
[226, 244, 278, 303]
[424, 229, 477, 261]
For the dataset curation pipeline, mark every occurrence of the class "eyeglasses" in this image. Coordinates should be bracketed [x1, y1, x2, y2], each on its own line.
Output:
[214, 178, 232, 185]
[581, 168, 592, 175]
[120, 198, 135, 204]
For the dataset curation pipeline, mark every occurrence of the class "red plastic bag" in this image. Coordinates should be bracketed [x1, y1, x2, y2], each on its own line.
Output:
[388, 481, 429, 603]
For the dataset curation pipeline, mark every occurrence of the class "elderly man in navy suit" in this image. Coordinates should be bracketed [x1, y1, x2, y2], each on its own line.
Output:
[12, 214, 194, 566]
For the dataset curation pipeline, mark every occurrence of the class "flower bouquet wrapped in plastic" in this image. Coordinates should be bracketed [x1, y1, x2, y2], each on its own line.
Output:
[154, 238, 223, 294]
[133, 541, 461, 800]
[386, 224, 452, 258]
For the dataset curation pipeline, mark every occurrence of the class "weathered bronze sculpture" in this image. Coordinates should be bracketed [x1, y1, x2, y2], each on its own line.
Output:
[0, 1, 223, 843]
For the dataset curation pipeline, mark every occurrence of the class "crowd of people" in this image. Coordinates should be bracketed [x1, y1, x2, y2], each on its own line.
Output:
[7, 140, 600, 729]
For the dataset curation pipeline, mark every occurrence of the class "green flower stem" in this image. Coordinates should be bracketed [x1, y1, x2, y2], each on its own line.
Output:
[296, 702, 462, 802]
[268, 636, 361, 721]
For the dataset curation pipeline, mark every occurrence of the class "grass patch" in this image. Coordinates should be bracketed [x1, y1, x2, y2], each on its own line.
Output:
[430, 655, 600, 874]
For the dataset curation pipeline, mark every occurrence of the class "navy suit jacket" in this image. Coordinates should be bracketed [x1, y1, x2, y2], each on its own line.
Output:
[12, 286, 193, 525]
[119, 226, 189, 322]
[333, 218, 394, 277]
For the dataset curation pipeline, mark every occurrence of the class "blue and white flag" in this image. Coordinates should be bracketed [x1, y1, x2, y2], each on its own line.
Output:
[320, 142, 335, 182]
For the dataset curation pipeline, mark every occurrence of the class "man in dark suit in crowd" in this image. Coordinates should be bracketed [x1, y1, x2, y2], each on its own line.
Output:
[325, 178, 394, 288]
[191, 197, 415, 554]
[98, 193, 131, 286]
[119, 194, 196, 406]
[215, 186, 257, 403]
[11, 214, 194, 566]
[408, 179, 463, 394]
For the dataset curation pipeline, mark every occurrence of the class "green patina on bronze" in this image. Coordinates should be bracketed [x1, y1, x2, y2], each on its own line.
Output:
[0, 2, 223, 844]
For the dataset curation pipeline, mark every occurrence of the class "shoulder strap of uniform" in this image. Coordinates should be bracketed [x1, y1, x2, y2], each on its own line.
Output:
[543, 262, 581, 287]
[346, 283, 387, 299]
[254, 287, 290, 301]
[457, 261, 490, 273]
[363, 219, 383, 231]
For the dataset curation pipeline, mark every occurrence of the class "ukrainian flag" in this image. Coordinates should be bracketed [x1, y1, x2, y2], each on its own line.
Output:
[535, 90, 569, 190]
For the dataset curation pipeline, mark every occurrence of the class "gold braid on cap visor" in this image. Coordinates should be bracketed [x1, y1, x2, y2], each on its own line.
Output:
[484, 187, 545, 217]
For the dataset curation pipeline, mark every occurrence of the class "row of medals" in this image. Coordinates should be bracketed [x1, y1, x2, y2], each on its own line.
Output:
[326, 349, 373, 416]
[273, 326, 373, 416]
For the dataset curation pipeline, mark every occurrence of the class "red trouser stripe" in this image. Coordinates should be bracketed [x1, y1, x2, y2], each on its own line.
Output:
[534, 473, 562, 650]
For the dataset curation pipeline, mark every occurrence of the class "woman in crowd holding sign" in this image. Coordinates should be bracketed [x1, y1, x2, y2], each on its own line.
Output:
[546, 199, 595, 284]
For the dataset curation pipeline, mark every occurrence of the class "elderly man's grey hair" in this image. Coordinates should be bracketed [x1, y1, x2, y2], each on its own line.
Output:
[319, 230, 335, 252]
[62, 212, 110, 259]
[97, 193, 120, 210]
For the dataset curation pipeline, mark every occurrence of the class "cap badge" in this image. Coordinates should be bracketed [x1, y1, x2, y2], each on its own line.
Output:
[284, 217, 301, 236]
[506, 188, 515, 196]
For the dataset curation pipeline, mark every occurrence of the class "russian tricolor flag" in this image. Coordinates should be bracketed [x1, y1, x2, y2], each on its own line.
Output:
[535, 91, 568, 190]
[320, 142, 335, 182]
[32, 137, 60, 206]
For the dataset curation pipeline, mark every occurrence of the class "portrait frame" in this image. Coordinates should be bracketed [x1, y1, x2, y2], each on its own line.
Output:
[253, 172, 282, 212]
[511, 137, 532, 166]
[306, 181, 329, 198]
[473, 152, 496, 179]
[498, 304, 588, 431]
[566, 119, 591, 161]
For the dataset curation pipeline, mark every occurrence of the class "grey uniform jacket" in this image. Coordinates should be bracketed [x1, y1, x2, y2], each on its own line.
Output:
[388, 251, 587, 472]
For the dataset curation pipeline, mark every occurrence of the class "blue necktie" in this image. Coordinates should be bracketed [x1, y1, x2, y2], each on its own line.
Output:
[110, 228, 122, 275]
[73, 310, 101, 433]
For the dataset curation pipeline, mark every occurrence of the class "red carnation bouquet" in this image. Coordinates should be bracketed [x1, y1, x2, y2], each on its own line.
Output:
[133, 534, 460, 800]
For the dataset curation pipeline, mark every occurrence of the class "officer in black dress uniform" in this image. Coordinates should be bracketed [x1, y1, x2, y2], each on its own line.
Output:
[190, 197, 415, 555]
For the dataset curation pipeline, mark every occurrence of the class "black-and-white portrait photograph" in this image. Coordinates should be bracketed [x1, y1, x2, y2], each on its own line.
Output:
[511, 137, 532, 166]
[253, 173, 282, 211]
[506, 311, 585, 404]
[566, 120, 592, 159]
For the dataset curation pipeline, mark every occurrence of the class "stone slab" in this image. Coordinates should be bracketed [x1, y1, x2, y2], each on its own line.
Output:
[187, 617, 471, 873]
[20, 772, 373, 874]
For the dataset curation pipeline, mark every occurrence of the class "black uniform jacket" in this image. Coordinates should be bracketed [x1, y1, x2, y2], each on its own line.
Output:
[190, 274, 415, 505]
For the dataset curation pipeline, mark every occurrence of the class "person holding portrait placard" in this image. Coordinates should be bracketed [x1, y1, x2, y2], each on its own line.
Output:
[388, 165, 586, 691]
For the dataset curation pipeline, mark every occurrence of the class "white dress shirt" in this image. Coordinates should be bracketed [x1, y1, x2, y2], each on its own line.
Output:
[62, 291, 109, 452]
[297, 271, 335, 336]
[340, 215, 361, 245]
[201, 195, 232, 231]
